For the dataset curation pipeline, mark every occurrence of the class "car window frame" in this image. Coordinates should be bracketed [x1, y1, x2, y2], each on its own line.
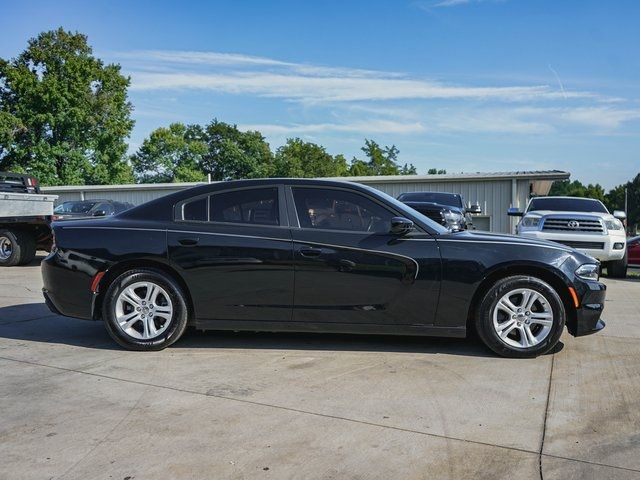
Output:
[173, 184, 289, 229]
[285, 184, 428, 235]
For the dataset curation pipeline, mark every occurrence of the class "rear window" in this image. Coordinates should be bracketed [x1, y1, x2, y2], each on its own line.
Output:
[178, 188, 280, 225]
[210, 188, 279, 226]
[527, 197, 608, 213]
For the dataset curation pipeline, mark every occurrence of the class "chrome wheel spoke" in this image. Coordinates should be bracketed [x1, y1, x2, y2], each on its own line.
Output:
[121, 288, 143, 307]
[496, 319, 517, 338]
[530, 316, 553, 327]
[497, 298, 518, 316]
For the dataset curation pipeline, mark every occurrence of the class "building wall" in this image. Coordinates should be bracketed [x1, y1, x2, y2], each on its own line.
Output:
[43, 175, 561, 234]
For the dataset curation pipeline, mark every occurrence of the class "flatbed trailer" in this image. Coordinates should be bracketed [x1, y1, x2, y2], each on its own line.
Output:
[0, 173, 58, 266]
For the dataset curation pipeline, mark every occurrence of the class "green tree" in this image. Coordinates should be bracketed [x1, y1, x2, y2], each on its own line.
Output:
[131, 123, 207, 183]
[548, 180, 605, 202]
[348, 139, 416, 176]
[273, 138, 348, 178]
[605, 173, 640, 232]
[0, 28, 134, 185]
[200, 120, 274, 180]
[427, 168, 447, 175]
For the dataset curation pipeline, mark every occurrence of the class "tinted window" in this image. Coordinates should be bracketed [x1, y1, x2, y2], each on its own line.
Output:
[292, 188, 394, 232]
[54, 201, 98, 214]
[527, 197, 608, 213]
[398, 192, 463, 208]
[182, 197, 207, 221]
[210, 188, 279, 225]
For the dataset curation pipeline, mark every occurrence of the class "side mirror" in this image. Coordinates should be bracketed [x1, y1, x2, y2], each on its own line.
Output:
[613, 210, 627, 221]
[390, 217, 414, 235]
[507, 208, 524, 217]
[92, 210, 107, 217]
[467, 204, 481, 214]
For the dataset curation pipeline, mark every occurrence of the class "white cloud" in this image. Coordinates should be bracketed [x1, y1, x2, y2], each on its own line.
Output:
[415, 0, 506, 9]
[239, 120, 426, 136]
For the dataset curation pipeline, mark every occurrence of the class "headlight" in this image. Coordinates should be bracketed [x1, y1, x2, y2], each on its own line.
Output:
[520, 215, 541, 228]
[575, 263, 599, 281]
[443, 210, 463, 229]
[605, 218, 623, 231]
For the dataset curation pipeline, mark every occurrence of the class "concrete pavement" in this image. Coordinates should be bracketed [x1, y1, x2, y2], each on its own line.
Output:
[1, 255, 639, 479]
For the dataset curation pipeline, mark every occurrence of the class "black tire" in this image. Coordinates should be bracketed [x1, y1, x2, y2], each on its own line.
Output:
[475, 275, 566, 358]
[0, 229, 36, 267]
[102, 269, 189, 351]
[607, 252, 628, 279]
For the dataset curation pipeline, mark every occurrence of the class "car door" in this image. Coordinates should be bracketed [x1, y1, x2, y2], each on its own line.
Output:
[168, 185, 294, 324]
[287, 185, 441, 326]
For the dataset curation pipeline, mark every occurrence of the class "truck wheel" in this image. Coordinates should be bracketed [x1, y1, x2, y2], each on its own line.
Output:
[607, 252, 628, 279]
[0, 229, 36, 267]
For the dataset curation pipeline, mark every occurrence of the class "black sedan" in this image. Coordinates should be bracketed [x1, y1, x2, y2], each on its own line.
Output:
[42, 179, 606, 357]
[398, 191, 480, 231]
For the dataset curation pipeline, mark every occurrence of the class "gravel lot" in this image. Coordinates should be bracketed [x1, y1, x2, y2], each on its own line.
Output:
[1, 256, 639, 479]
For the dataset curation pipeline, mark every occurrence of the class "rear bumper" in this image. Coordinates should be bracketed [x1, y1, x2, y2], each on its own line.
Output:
[567, 280, 607, 337]
[41, 251, 94, 320]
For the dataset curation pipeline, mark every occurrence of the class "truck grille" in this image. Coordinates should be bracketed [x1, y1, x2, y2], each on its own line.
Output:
[554, 240, 605, 250]
[542, 217, 603, 233]
[415, 209, 444, 225]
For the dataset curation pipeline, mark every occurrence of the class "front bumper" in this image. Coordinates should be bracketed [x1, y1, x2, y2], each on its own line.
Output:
[567, 280, 607, 337]
[519, 230, 625, 262]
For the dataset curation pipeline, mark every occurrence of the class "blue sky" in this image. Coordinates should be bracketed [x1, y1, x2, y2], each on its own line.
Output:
[2, 0, 639, 188]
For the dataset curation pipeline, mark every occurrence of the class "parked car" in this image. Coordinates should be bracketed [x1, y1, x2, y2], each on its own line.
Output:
[42, 179, 606, 358]
[508, 196, 628, 278]
[397, 191, 481, 231]
[0, 172, 56, 266]
[628, 236, 640, 268]
[52, 200, 135, 221]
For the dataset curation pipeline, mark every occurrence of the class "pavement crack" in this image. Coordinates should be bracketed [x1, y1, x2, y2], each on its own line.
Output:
[539, 352, 555, 480]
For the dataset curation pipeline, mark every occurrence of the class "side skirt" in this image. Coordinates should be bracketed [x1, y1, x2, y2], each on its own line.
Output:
[193, 319, 467, 338]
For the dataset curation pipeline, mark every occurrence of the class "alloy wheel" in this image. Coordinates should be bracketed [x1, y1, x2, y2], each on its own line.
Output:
[114, 281, 173, 340]
[492, 288, 554, 348]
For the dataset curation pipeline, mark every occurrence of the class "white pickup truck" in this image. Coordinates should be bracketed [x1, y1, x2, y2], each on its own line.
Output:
[508, 196, 628, 278]
[0, 172, 58, 266]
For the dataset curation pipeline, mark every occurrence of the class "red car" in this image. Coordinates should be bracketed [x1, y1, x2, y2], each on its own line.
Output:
[628, 236, 640, 267]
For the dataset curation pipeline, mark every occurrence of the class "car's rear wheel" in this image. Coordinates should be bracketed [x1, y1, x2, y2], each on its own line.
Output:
[102, 269, 189, 350]
[607, 252, 628, 279]
[475, 275, 565, 358]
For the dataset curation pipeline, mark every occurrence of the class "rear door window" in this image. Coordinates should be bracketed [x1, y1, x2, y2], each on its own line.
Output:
[210, 188, 279, 226]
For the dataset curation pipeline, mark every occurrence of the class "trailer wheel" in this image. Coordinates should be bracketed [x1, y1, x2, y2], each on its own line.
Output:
[0, 229, 36, 267]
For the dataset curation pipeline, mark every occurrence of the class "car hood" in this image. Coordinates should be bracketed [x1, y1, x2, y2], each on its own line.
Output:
[525, 210, 613, 219]
[404, 201, 464, 213]
[439, 230, 575, 250]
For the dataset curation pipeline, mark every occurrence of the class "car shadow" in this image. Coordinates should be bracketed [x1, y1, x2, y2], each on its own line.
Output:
[0, 302, 500, 358]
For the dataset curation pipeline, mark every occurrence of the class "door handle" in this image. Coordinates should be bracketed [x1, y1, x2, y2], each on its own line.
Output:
[178, 238, 199, 246]
[299, 247, 322, 258]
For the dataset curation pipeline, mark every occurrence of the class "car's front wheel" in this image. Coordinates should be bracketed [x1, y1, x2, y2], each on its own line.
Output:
[102, 269, 189, 350]
[475, 275, 565, 358]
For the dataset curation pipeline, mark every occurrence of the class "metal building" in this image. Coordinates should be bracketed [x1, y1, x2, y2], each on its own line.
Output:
[42, 170, 569, 233]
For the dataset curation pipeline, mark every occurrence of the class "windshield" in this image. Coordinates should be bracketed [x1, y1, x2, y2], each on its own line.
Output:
[397, 192, 463, 208]
[54, 201, 99, 214]
[362, 185, 448, 234]
[527, 197, 608, 214]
